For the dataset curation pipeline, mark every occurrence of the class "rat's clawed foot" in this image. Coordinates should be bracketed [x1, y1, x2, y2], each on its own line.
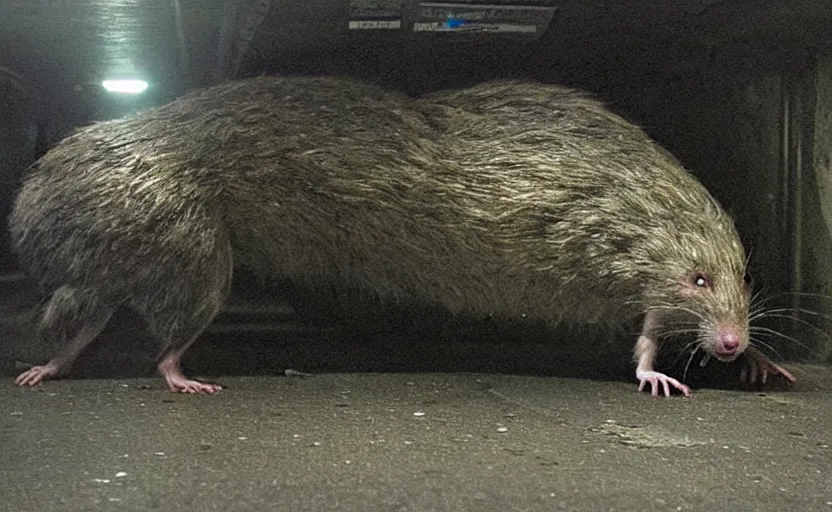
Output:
[158, 354, 222, 394]
[164, 375, 223, 394]
[15, 363, 61, 387]
[741, 347, 797, 387]
[637, 370, 692, 398]
[161, 367, 222, 394]
[633, 325, 690, 398]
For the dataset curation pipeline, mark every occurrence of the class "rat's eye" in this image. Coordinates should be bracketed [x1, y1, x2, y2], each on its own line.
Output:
[691, 272, 711, 289]
[743, 272, 753, 287]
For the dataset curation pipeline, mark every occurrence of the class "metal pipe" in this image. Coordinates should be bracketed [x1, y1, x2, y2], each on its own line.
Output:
[172, 0, 191, 90]
[780, 77, 804, 329]
[789, 84, 803, 305]
[213, 0, 241, 84]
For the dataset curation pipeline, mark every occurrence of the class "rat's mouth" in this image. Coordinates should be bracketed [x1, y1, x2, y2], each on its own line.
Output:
[714, 352, 739, 362]
[710, 327, 744, 361]
[700, 351, 740, 366]
[711, 340, 742, 362]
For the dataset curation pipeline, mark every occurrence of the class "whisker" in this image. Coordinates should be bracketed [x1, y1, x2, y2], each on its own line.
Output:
[748, 326, 812, 353]
[661, 337, 701, 368]
[748, 337, 791, 364]
[751, 313, 832, 343]
[750, 292, 832, 313]
[748, 291, 768, 311]
[758, 291, 832, 301]
[750, 307, 832, 323]
[657, 327, 700, 336]
[682, 346, 699, 382]
[747, 299, 774, 319]
[648, 304, 707, 322]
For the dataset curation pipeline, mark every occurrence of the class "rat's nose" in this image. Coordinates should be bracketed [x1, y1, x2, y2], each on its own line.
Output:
[714, 328, 741, 357]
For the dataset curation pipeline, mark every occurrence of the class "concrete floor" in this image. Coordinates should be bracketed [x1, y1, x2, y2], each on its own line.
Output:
[2, 367, 831, 512]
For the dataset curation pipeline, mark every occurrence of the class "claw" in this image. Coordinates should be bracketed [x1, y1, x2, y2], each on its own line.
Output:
[15, 363, 61, 388]
[633, 317, 691, 398]
[767, 361, 796, 384]
[158, 353, 222, 394]
[636, 370, 691, 398]
[742, 348, 796, 387]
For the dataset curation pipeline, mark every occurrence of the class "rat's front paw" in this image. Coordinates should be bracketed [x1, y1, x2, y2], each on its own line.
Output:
[741, 347, 796, 387]
[637, 370, 692, 398]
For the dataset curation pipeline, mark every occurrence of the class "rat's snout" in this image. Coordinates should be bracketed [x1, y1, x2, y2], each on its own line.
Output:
[712, 326, 745, 360]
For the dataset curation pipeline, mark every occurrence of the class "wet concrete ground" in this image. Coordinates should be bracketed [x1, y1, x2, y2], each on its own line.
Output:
[2, 367, 831, 512]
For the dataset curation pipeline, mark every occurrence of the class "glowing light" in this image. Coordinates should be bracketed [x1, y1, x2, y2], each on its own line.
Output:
[446, 17, 466, 29]
[101, 79, 149, 94]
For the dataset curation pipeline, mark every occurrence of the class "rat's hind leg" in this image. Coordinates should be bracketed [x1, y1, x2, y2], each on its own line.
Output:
[135, 238, 233, 394]
[155, 310, 226, 394]
[158, 350, 218, 394]
[16, 286, 115, 387]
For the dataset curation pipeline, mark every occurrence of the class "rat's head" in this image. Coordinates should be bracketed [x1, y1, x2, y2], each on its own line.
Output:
[643, 209, 751, 362]
[673, 265, 751, 361]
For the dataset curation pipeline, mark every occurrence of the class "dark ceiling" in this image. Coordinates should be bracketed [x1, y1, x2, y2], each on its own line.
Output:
[3, 0, 832, 98]
[0, 0, 829, 150]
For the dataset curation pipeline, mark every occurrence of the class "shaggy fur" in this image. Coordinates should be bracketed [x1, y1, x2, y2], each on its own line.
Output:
[9, 76, 762, 393]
